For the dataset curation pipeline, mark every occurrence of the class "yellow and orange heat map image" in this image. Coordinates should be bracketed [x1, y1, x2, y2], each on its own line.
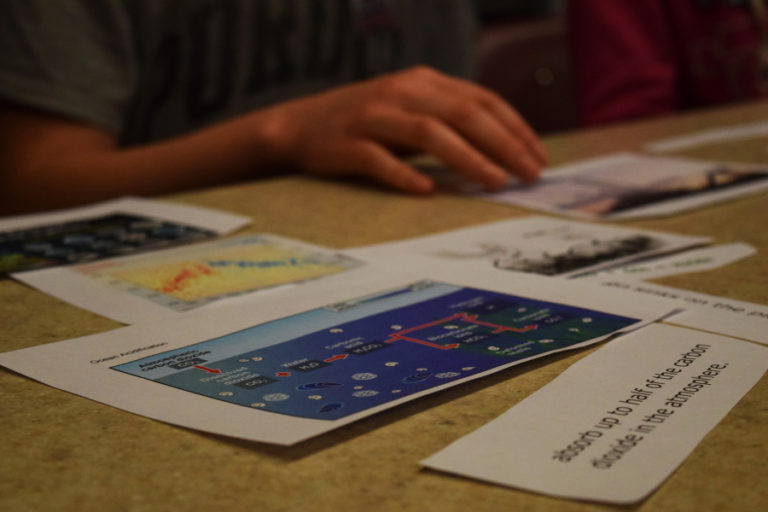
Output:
[76, 236, 360, 309]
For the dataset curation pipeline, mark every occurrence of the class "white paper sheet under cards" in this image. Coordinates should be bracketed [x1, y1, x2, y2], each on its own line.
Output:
[594, 279, 768, 345]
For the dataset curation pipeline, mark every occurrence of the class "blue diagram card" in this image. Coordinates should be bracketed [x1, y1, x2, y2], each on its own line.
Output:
[0, 264, 675, 445]
[113, 281, 637, 421]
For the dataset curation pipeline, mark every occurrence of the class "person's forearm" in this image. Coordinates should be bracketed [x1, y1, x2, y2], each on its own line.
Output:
[0, 106, 288, 214]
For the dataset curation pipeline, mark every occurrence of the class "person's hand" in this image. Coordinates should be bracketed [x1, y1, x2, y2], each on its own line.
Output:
[0, 67, 548, 214]
[255, 66, 549, 194]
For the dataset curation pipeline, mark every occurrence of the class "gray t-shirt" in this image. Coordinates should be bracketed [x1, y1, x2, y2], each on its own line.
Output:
[0, 0, 477, 146]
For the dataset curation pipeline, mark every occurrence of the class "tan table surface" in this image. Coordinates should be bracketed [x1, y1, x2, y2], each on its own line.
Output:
[2, 101, 767, 512]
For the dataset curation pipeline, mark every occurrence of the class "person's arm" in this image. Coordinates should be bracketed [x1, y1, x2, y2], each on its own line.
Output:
[0, 66, 548, 215]
[568, 0, 679, 126]
[0, 102, 273, 214]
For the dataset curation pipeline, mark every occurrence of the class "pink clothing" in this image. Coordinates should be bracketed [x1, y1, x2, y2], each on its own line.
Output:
[569, 0, 768, 125]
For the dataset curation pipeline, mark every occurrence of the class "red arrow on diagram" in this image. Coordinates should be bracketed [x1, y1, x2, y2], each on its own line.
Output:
[193, 365, 221, 374]
[324, 354, 348, 363]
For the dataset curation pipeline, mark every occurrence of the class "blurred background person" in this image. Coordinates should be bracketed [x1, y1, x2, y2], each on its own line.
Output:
[569, 0, 768, 126]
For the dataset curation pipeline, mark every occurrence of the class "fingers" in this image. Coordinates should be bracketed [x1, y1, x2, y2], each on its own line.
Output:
[304, 138, 435, 194]
[276, 66, 549, 194]
[417, 95, 542, 184]
[355, 143, 435, 194]
[380, 67, 549, 185]
[359, 105, 512, 190]
[429, 71, 550, 167]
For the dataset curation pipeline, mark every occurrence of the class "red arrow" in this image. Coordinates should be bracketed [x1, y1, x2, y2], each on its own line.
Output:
[389, 335, 460, 350]
[193, 365, 221, 374]
[324, 354, 348, 363]
[276, 371, 291, 377]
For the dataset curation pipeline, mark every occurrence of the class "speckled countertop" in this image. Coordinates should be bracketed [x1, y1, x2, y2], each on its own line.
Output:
[1, 101, 767, 512]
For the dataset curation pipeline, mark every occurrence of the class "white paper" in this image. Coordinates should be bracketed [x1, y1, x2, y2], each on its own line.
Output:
[13, 234, 364, 324]
[422, 323, 768, 504]
[0, 260, 676, 446]
[645, 119, 768, 153]
[477, 153, 768, 220]
[0, 197, 250, 275]
[348, 215, 709, 278]
[580, 243, 756, 281]
[593, 280, 768, 345]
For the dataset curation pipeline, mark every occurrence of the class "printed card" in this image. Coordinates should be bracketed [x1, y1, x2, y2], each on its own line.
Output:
[14, 234, 362, 323]
[0, 197, 249, 275]
[422, 324, 768, 504]
[0, 262, 675, 445]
